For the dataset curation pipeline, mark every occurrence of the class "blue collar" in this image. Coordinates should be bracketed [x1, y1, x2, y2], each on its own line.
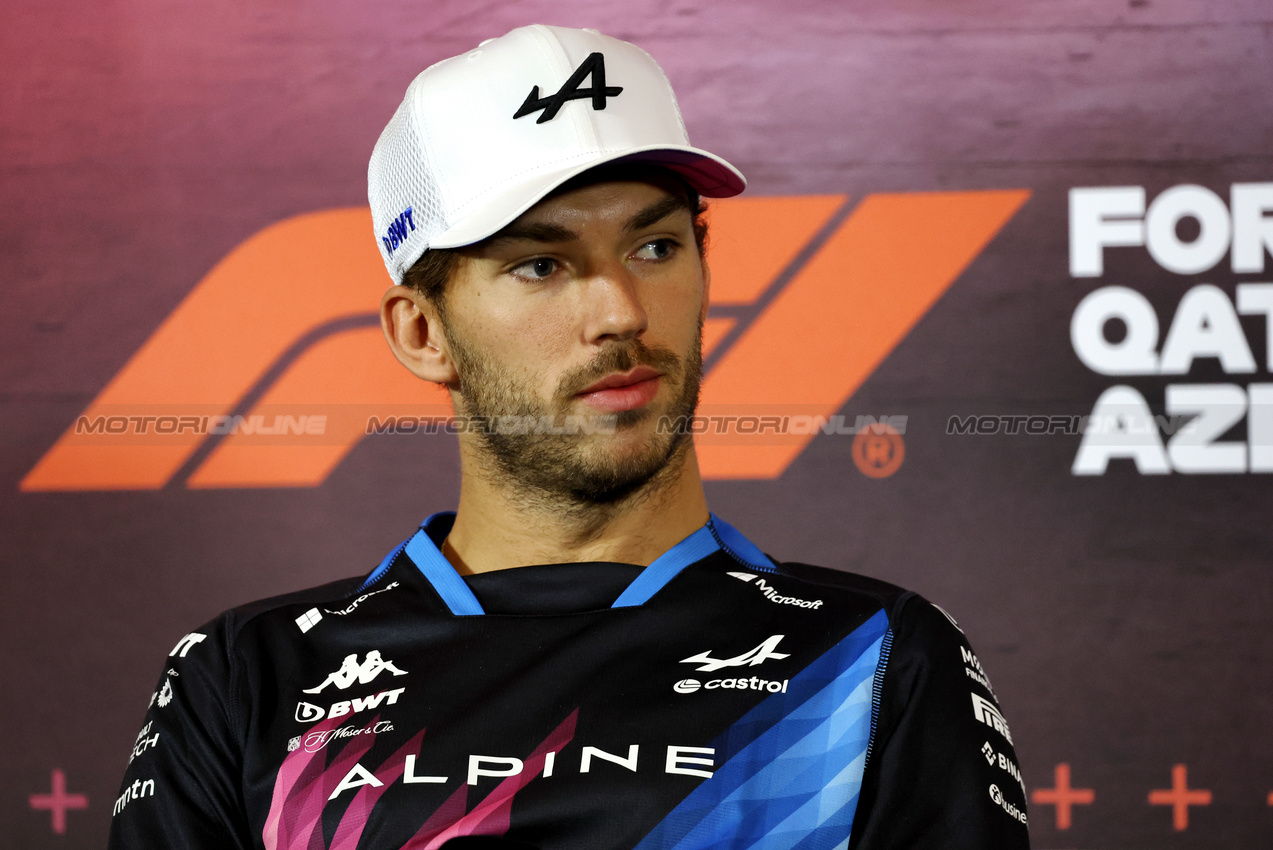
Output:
[360, 512, 777, 616]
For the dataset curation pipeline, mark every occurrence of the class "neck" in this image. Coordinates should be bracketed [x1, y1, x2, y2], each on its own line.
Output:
[442, 440, 710, 574]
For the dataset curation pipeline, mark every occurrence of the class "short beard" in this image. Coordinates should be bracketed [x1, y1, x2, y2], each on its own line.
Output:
[443, 312, 702, 510]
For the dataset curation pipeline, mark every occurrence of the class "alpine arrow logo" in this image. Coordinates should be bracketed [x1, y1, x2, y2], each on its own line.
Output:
[513, 52, 622, 124]
[680, 635, 790, 673]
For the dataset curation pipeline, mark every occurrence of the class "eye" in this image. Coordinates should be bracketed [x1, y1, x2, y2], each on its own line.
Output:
[510, 257, 558, 280]
[633, 238, 677, 261]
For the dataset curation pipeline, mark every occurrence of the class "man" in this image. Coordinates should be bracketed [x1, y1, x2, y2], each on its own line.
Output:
[110, 25, 1029, 849]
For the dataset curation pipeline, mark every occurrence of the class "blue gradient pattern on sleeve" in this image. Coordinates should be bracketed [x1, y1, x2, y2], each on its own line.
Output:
[637, 609, 890, 850]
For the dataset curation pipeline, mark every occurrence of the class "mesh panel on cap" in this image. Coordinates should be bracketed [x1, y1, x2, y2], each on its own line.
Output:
[368, 87, 445, 284]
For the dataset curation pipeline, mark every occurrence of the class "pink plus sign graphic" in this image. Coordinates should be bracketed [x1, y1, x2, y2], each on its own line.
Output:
[1148, 763, 1211, 831]
[29, 769, 88, 835]
[1032, 762, 1095, 829]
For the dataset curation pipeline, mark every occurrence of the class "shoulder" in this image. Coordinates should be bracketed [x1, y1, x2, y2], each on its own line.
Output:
[227, 575, 368, 633]
[766, 560, 975, 657]
[768, 560, 924, 620]
[773, 560, 910, 600]
[174, 574, 369, 667]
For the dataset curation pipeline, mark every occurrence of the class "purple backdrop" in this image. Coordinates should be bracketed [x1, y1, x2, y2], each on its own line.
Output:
[4, 1, 1272, 847]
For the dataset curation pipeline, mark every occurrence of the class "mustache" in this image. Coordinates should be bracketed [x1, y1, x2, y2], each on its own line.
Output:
[556, 340, 684, 400]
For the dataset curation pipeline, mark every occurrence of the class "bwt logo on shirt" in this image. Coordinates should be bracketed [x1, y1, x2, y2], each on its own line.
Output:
[380, 206, 415, 254]
[294, 687, 406, 723]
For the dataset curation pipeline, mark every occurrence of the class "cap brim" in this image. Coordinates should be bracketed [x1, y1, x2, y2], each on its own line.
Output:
[429, 145, 746, 250]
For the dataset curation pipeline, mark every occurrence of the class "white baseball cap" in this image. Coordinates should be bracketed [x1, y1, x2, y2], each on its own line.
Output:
[368, 24, 747, 284]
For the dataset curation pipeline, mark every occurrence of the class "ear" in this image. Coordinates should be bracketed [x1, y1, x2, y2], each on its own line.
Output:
[380, 285, 458, 385]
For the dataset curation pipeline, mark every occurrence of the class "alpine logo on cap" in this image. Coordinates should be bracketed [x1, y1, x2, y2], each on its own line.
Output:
[513, 52, 622, 124]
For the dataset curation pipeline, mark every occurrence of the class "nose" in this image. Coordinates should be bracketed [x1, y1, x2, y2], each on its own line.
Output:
[580, 262, 648, 344]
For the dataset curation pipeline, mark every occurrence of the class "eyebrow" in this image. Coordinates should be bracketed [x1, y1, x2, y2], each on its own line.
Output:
[483, 195, 691, 249]
[486, 221, 578, 246]
[623, 195, 691, 235]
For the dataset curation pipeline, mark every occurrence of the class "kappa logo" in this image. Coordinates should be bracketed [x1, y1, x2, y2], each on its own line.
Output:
[681, 635, 790, 673]
[513, 52, 622, 124]
[303, 651, 407, 693]
[727, 571, 823, 609]
[21, 191, 1028, 492]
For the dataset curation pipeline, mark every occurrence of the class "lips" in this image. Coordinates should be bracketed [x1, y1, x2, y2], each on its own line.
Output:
[576, 367, 662, 413]
[578, 366, 661, 395]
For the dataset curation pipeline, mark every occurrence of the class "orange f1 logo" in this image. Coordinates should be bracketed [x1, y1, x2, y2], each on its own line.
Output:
[21, 191, 1028, 491]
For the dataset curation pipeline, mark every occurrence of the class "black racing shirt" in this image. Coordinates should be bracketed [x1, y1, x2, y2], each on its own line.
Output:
[108, 513, 1029, 849]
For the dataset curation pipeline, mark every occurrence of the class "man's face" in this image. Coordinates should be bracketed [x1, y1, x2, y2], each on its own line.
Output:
[436, 171, 707, 504]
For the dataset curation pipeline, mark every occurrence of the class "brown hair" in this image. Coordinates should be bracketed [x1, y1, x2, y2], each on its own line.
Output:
[402, 187, 709, 307]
